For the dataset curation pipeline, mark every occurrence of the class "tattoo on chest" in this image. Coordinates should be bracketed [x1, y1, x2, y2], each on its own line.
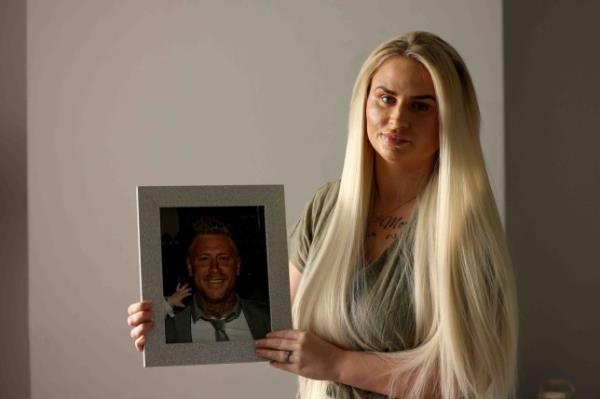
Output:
[366, 215, 406, 240]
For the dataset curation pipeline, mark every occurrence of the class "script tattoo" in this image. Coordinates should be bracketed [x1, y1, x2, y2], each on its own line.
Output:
[366, 215, 406, 240]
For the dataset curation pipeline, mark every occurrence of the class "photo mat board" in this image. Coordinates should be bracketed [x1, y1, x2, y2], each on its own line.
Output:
[137, 185, 291, 367]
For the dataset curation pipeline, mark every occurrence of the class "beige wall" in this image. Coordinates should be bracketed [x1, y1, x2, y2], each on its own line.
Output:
[25, 1, 503, 398]
[0, 0, 29, 397]
[505, 1, 600, 397]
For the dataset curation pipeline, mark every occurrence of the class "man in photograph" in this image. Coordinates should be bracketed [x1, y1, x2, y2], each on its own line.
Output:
[165, 217, 270, 343]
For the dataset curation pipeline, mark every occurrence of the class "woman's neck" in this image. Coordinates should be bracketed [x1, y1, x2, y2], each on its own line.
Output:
[372, 156, 434, 212]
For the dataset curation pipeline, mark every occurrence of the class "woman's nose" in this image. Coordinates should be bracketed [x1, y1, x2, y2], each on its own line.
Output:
[389, 103, 410, 129]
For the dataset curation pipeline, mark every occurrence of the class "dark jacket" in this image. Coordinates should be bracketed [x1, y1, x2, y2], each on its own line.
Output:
[165, 298, 270, 343]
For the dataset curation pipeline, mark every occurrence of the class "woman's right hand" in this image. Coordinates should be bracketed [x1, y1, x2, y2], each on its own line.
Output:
[127, 300, 154, 351]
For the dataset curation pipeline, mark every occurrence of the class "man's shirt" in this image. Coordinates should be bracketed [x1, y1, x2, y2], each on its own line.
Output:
[190, 296, 254, 342]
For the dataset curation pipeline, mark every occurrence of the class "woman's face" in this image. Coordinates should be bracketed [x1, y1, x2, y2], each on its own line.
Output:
[365, 56, 439, 166]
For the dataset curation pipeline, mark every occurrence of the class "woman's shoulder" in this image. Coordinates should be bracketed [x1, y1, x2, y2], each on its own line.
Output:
[288, 180, 340, 237]
[288, 181, 340, 272]
[309, 180, 340, 208]
[300, 180, 340, 226]
[300, 180, 340, 236]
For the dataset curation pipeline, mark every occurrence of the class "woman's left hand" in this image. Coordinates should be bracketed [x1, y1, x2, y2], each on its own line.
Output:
[255, 329, 346, 381]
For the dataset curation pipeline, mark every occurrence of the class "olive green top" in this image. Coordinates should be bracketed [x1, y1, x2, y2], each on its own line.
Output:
[288, 181, 341, 274]
[288, 181, 417, 399]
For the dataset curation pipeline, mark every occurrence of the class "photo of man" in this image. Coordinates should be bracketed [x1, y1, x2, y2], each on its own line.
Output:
[161, 215, 271, 343]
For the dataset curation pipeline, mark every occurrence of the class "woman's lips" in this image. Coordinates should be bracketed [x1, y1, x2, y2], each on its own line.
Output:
[380, 132, 410, 146]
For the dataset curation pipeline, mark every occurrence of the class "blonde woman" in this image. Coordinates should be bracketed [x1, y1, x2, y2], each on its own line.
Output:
[127, 31, 517, 399]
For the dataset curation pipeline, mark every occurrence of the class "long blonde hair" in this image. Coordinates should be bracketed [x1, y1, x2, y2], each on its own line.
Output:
[292, 32, 518, 399]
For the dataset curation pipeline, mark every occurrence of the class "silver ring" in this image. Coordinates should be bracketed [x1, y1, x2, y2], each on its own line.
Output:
[285, 350, 293, 363]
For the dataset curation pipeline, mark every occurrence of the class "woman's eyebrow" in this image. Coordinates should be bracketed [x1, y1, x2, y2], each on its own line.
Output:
[374, 85, 437, 102]
[374, 85, 396, 95]
[412, 94, 437, 102]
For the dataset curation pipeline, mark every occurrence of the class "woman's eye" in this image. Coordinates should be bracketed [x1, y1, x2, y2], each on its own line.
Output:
[379, 95, 396, 105]
[412, 102, 430, 111]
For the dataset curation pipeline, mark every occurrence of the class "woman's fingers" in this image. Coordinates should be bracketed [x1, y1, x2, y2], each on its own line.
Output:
[255, 337, 298, 351]
[255, 329, 343, 381]
[127, 310, 153, 327]
[127, 300, 154, 351]
[130, 320, 154, 339]
[127, 300, 152, 316]
[255, 333, 302, 365]
[255, 348, 291, 363]
[266, 329, 304, 340]
[135, 335, 146, 352]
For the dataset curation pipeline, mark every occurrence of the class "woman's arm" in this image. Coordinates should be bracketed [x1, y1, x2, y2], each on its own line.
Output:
[334, 349, 417, 398]
[258, 262, 431, 398]
[256, 329, 429, 399]
[289, 261, 302, 303]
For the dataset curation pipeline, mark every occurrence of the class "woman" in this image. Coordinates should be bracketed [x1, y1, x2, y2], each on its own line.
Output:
[127, 31, 517, 399]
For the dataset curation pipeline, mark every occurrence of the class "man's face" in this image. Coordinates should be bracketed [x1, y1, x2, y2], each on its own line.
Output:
[187, 234, 240, 304]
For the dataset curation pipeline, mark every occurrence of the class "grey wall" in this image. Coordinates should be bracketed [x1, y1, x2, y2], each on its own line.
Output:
[0, 0, 29, 397]
[23, 1, 503, 398]
[504, 1, 600, 398]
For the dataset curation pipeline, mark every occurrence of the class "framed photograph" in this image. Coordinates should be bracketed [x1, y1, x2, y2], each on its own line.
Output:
[136, 185, 291, 367]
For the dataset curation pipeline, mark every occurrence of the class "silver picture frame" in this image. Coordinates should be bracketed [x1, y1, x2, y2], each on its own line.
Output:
[136, 185, 291, 367]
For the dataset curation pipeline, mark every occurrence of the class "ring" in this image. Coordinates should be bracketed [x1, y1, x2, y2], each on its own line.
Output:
[285, 350, 293, 363]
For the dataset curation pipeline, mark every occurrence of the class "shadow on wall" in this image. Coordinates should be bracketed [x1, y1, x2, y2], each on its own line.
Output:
[0, 0, 29, 398]
[505, 1, 600, 398]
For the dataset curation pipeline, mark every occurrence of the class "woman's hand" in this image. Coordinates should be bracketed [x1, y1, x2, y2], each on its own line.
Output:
[255, 329, 346, 381]
[165, 282, 192, 308]
[126, 300, 154, 351]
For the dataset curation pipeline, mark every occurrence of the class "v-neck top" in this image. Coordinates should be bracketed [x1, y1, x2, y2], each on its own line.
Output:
[289, 180, 414, 273]
[288, 181, 417, 399]
[288, 180, 417, 346]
